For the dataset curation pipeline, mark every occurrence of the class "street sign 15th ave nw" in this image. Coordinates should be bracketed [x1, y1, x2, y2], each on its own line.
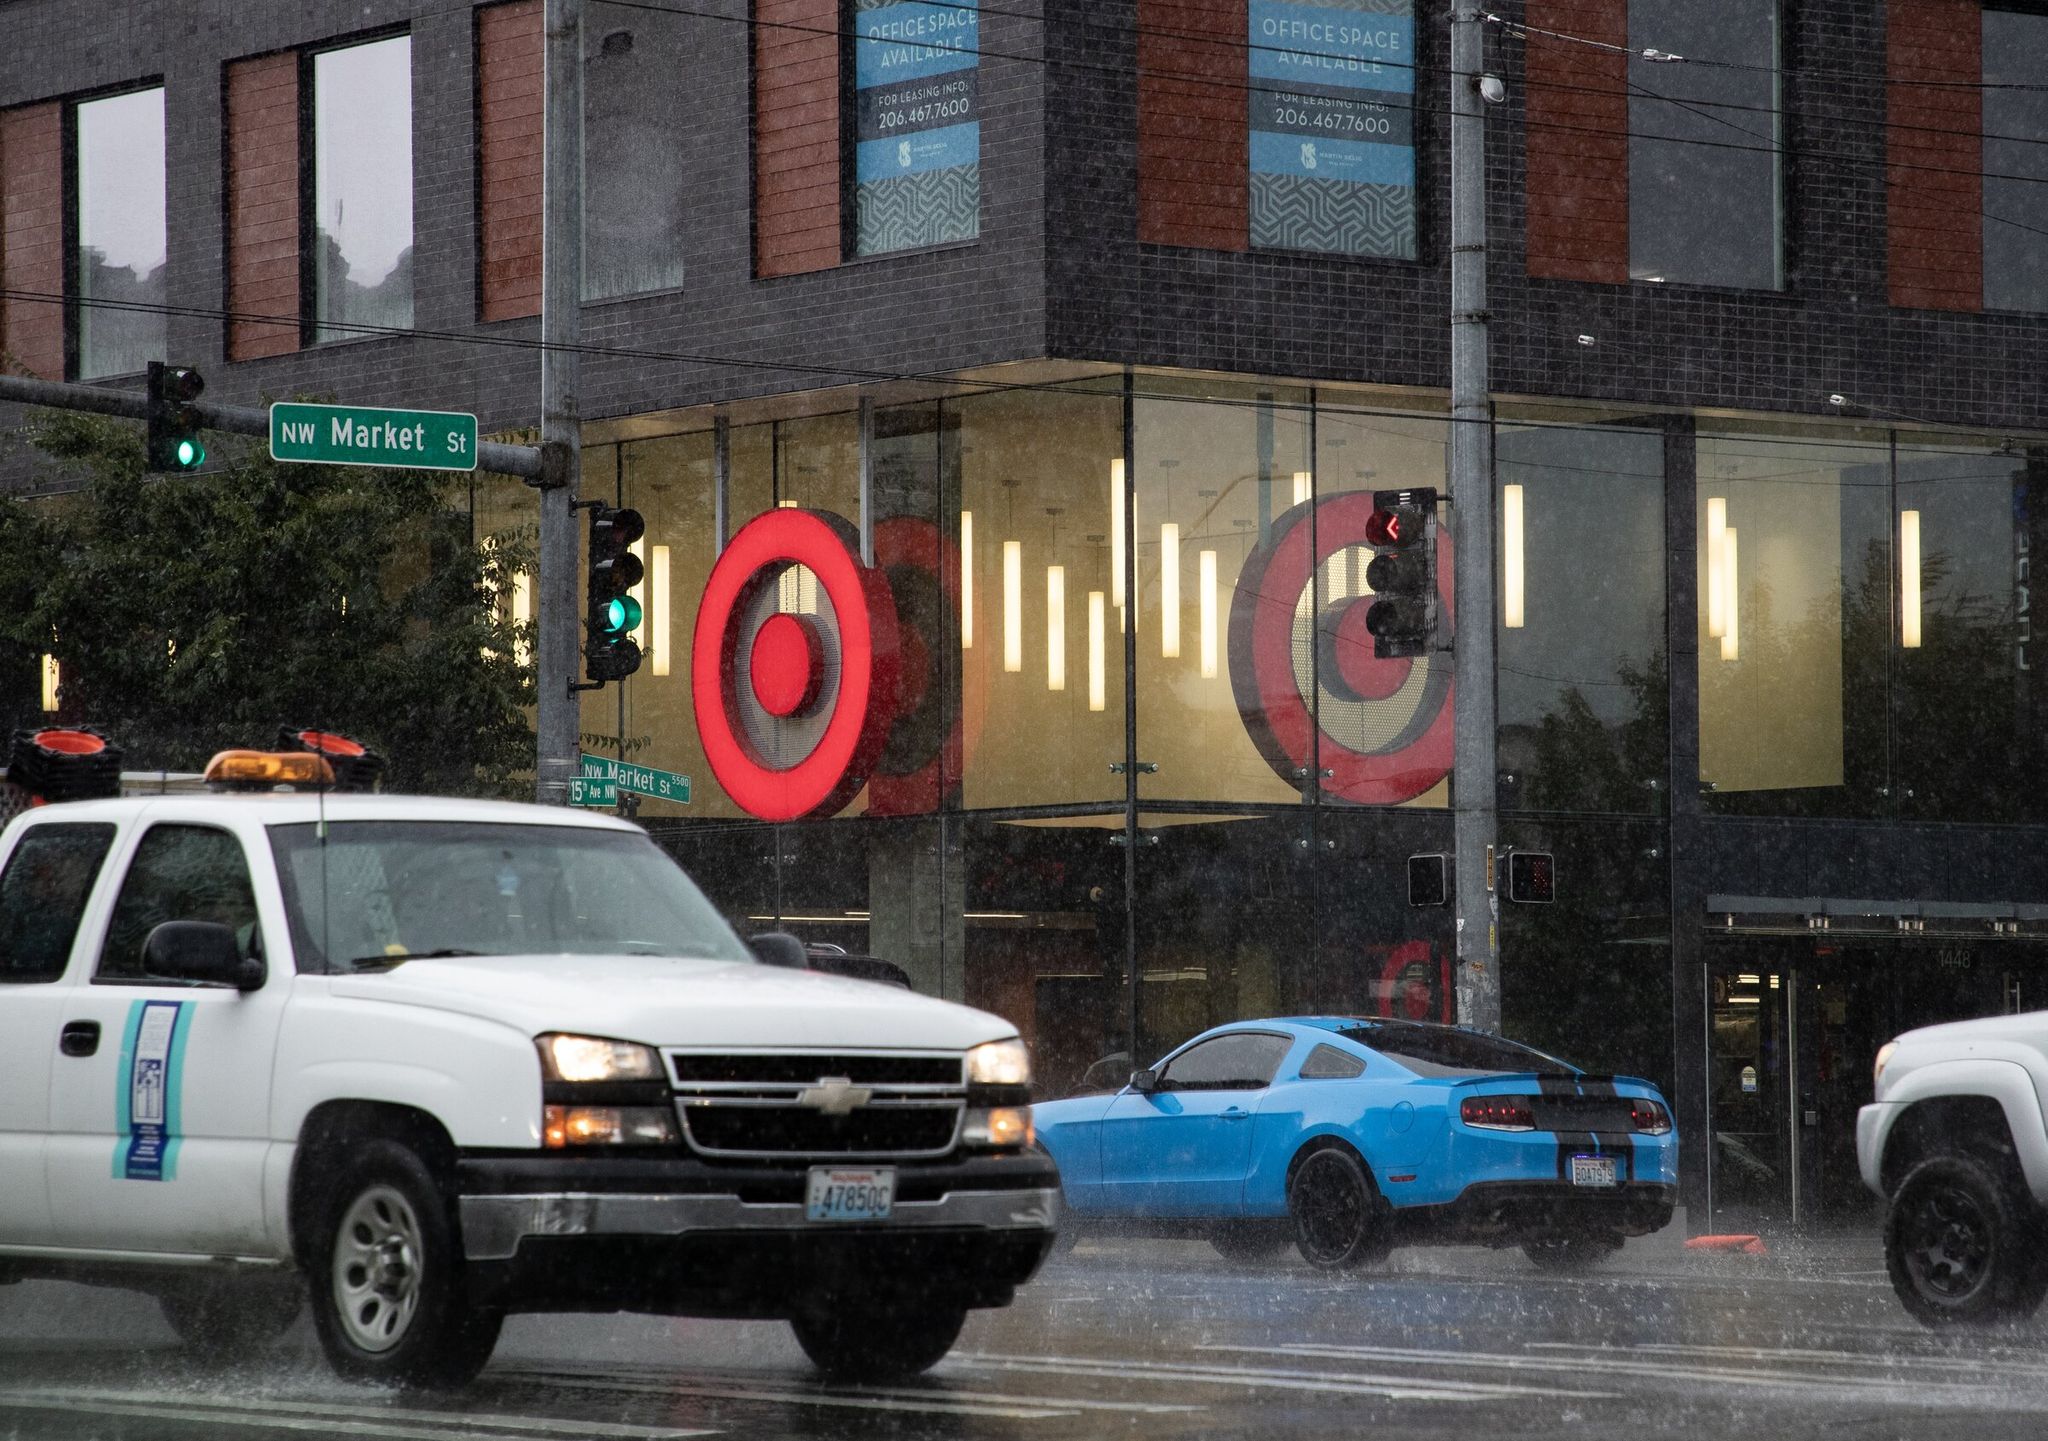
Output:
[270, 401, 479, 472]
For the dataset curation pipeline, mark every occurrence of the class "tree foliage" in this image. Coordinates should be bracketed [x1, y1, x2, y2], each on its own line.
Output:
[0, 410, 535, 796]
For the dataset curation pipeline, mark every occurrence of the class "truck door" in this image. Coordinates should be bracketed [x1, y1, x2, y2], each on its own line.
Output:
[45, 821, 290, 1256]
[0, 821, 119, 1247]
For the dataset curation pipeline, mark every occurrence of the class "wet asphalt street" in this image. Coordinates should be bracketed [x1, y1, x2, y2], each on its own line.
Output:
[2, 1232, 2046, 1441]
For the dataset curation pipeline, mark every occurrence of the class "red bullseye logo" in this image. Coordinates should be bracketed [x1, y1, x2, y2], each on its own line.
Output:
[1377, 939, 1452, 1023]
[1229, 491, 1454, 805]
[692, 509, 900, 821]
[867, 516, 985, 817]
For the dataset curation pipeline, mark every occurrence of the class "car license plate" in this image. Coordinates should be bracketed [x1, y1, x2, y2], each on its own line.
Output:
[806, 1166, 897, 1222]
[1570, 1154, 1618, 1188]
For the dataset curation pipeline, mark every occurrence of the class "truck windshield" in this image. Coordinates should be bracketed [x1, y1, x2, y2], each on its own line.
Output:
[268, 821, 754, 974]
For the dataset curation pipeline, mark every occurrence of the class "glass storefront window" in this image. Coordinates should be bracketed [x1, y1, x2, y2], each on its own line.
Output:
[73, 87, 165, 379]
[311, 35, 414, 339]
[1696, 428, 1890, 815]
[1497, 424, 1666, 813]
[1627, 0, 1781, 289]
[1983, 10, 2048, 313]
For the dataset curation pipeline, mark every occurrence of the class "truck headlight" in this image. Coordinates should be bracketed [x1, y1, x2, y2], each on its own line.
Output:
[1873, 1041, 1898, 1091]
[538, 1033, 664, 1083]
[543, 1105, 679, 1148]
[966, 1038, 1031, 1087]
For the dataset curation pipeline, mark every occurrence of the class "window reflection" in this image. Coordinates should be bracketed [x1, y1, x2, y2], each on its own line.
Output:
[312, 36, 414, 339]
[583, 1, 688, 300]
[74, 87, 165, 379]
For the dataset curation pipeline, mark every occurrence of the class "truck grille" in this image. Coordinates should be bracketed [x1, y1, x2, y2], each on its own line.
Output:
[665, 1050, 966, 1159]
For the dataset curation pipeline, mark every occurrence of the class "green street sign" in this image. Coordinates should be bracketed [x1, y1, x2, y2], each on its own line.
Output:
[269, 402, 479, 472]
[569, 776, 618, 807]
[580, 753, 691, 805]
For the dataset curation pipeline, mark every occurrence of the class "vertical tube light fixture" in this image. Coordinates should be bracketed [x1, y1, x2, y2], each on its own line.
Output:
[1160, 522, 1181, 658]
[40, 655, 58, 712]
[1088, 591, 1106, 711]
[1047, 566, 1066, 690]
[512, 571, 533, 666]
[650, 545, 670, 676]
[1721, 528, 1740, 662]
[1503, 483, 1526, 628]
[960, 510, 974, 649]
[1706, 497, 1728, 638]
[1901, 510, 1922, 649]
[1003, 540, 1022, 672]
[1109, 460, 1126, 612]
[1292, 470, 1312, 507]
[1199, 550, 1218, 679]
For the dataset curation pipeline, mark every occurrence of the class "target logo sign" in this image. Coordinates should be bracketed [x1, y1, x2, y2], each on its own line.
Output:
[1229, 491, 1455, 805]
[692, 509, 901, 821]
[1377, 939, 1453, 1023]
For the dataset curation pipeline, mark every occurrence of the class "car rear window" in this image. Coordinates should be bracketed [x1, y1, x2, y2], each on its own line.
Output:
[1341, 1024, 1576, 1078]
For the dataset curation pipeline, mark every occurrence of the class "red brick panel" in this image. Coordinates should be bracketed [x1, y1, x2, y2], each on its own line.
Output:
[1887, 0, 1981, 312]
[755, 0, 840, 278]
[1137, 0, 1248, 251]
[1524, 0, 1628, 284]
[225, 52, 302, 360]
[0, 102, 65, 381]
[478, 1, 544, 321]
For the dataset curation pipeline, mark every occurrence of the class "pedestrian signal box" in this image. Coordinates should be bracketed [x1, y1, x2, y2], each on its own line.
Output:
[1408, 853, 1448, 907]
[1507, 850, 1556, 904]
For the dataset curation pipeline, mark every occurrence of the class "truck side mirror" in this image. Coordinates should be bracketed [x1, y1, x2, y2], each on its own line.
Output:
[143, 921, 264, 992]
[749, 931, 808, 969]
[1128, 1068, 1160, 1094]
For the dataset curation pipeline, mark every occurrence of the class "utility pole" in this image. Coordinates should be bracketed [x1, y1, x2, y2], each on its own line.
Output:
[535, 0, 585, 806]
[1449, 8, 1501, 1032]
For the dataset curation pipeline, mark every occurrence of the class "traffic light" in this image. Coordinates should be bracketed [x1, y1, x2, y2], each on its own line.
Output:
[585, 503, 645, 684]
[1362, 486, 1438, 659]
[145, 362, 206, 473]
[1507, 850, 1556, 904]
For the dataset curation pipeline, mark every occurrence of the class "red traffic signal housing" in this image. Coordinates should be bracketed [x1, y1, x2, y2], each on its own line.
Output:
[1362, 487, 1438, 659]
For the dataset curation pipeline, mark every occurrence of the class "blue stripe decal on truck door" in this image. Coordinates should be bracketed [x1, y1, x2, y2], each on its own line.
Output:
[113, 998, 186, 1181]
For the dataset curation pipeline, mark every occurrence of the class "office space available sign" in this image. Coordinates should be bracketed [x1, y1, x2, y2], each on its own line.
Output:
[1249, 0, 1415, 258]
[854, 0, 980, 255]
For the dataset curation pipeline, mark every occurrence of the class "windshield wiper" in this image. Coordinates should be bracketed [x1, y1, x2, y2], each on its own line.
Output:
[344, 948, 488, 972]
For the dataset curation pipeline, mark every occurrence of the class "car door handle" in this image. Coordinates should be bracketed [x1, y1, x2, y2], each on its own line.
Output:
[1221, 1107, 1252, 1121]
[59, 1020, 100, 1058]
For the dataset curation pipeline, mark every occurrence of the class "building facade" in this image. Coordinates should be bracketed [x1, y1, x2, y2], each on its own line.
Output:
[5, 0, 2048, 1231]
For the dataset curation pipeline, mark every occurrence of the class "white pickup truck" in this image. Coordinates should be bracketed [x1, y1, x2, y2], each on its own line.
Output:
[0, 750, 1056, 1386]
[1858, 1014, 2048, 1326]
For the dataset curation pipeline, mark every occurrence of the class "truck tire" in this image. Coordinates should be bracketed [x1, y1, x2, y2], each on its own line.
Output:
[1288, 1145, 1391, 1270]
[159, 1276, 303, 1357]
[305, 1137, 503, 1387]
[1885, 1154, 2048, 1327]
[790, 1304, 967, 1379]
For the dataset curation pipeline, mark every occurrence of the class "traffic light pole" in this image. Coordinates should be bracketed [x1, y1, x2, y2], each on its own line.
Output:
[534, 0, 586, 807]
[1449, 8, 1502, 1032]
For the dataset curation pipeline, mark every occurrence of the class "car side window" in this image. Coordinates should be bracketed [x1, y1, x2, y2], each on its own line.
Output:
[0, 823, 116, 984]
[1158, 1033, 1293, 1091]
[96, 825, 261, 983]
[1298, 1043, 1366, 1080]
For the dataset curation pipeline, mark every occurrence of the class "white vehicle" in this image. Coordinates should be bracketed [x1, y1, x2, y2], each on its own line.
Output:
[0, 741, 1056, 1386]
[1858, 1014, 2048, 1326]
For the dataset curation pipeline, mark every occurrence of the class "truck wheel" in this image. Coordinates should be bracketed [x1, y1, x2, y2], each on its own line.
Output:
[790, 1304, 967, 1379]
[1886, 1154, 2048, 1327]
[306, 1138, 503, 1386]
[1521, 1234, 1623, 1273]
[1288, 1146, 1391, 1270]
[159, 1276, 303, 1357]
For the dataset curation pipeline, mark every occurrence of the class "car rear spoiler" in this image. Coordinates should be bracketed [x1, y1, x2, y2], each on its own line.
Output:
[1452, 1073, 1658, 1092]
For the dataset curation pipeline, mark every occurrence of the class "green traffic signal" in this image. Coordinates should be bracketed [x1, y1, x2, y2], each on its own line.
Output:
[603, 595, 643, 637]
[176, 437, 204, 469]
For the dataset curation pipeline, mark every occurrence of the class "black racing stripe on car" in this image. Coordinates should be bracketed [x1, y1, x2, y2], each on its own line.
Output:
[1590, 1129, 1638, 1180]
[1554, 1128, 1598, 1180]
[1538, 1075, 1578, 1099]
[1579, 1076, 1618, 1099]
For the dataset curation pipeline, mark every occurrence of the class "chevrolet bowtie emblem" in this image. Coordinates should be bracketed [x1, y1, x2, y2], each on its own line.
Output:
[797, 1076, 873, 1115]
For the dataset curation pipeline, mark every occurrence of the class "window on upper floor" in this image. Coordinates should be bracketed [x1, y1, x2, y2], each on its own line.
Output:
[1983, 8, 2048, 312]
[583, 1, 689, 300]
[72, 86, 166, 380]
[308, 35, 413, 341]
[1626, 0, 1782, 290]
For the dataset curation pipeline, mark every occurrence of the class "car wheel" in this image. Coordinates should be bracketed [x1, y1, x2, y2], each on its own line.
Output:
[1210, 1227, 1292, 1264]
[790, 1304, 967, 1379]
[1288, 1146, 1389, 1270]
[159, 1276, 304, 1357]
[306, 1138, 503, 1387]
[1886, 1154, 2048, 1327]
[1521, 1235, 1622, 1273]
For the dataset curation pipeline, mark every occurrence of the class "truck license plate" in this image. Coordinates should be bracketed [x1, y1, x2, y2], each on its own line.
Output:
[1570, 1154, 1618, 1188]
[806, 1166, 897, 1222]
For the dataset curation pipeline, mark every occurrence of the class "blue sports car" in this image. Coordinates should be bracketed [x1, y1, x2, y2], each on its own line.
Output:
[1033, 1017, 1678, 1270]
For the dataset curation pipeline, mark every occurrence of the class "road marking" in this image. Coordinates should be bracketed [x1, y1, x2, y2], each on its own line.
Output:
[1529, 1339, 2048, 1382]
[493, 1367, 1071, 1420]
[0, 1388, 715, 1439]
[951, 1351, 1611, 1403]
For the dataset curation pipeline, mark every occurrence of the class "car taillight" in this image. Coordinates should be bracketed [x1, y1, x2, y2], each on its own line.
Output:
[1460, 1096, 1536, 1131]
[1630, 1099, 1672, 1135]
